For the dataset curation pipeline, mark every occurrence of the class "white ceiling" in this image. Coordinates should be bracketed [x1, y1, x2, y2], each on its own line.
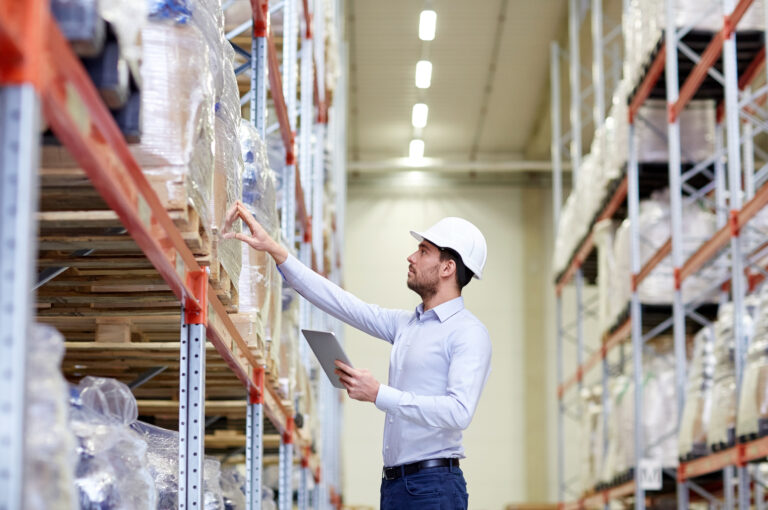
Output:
[346, 0, 569, 167]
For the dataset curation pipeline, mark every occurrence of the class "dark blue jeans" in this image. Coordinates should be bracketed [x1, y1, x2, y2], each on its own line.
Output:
[380, 465, 468, 510]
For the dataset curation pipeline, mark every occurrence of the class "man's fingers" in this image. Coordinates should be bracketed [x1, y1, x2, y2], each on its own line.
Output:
[222, 202, 241, 234]
[237, 203, 259, 233]
[334, 360, 355, 375]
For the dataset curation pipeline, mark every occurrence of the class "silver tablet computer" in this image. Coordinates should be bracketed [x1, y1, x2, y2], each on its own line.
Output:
[301, 329, 353, 389]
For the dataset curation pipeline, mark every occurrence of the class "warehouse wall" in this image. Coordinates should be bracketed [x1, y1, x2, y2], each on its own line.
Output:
[341, 180, 560, 509]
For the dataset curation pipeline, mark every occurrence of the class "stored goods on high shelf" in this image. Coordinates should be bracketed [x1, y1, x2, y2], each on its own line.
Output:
[553, 0, 765, 278]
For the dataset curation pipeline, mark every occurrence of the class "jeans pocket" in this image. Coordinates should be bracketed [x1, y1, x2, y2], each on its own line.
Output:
[404, 473, 443, 497]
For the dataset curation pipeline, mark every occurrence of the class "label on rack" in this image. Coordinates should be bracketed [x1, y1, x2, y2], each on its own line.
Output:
[638, 459, 662, 491]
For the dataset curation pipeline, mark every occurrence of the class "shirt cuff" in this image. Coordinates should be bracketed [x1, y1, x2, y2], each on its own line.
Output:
[374, 384, 402, 412]
[276, 253, 302, 282]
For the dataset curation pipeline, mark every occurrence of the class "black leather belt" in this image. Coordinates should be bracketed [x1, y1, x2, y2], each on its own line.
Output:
[382, 458, 459, 480]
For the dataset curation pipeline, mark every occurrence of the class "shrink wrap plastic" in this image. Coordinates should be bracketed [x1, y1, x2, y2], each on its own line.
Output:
[601, 340, 678, 482]
[131, 421, 226, 509]
[601, 375, 634, 482]
[238, 120, 281, 344]
[221, 467, 246, 510]
[579, 386, 604, 492]
[553, 93, 717, 279]
[134, 15, 215, 237]
[737, 287, 768, 439]
[24, 324, 77, 510]
[594, 219, 618, 334]
[643, 338, 679, 468]
[679, 327, 716, 459]
[708, 301, 756, 449]
[70, 377, 156, 509]
[213, 44, 244, 288]
[278, 288, 300, 400]
[608, 189, 717, 327]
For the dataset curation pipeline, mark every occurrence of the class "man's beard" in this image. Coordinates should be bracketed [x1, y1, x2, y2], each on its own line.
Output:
[407, 265, 439, 300]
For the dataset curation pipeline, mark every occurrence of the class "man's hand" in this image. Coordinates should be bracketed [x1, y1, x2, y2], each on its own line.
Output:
[222, 201, 288, 264]
[334, 360, 380, 403]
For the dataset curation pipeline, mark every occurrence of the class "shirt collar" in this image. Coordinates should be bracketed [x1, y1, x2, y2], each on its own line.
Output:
[414, 296, 464, 323]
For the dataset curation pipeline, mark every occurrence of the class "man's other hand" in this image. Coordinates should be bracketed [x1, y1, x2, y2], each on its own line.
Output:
[334, 360, 380, 403]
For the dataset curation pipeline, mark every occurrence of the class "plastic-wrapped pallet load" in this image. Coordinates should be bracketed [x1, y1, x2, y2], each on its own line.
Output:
[211, 40, 245, 290]
[708, 301, 756, 450]
[70, 377, 156, 509]
[635, 100, 716, 163]
[679, 326, 716, 460]
[579, 385, 604, 493]
[608, 190, 717, 327]
[236, 119, 281, 348]
[135, 1, 217, 240]
[220, 466, 246, 510]
[24, 324, 78, 510]
[594, 219, 618, 334]
[277, 288, 301, 401]
[130, 421, 227, 509]
[643, 336, 679, 468]
[737, 286, 768, 440]
[552, 91, 717, 280]
[600, 374, 634, 484]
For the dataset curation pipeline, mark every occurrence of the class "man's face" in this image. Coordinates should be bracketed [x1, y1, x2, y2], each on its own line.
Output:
[406, 241, 441, 299]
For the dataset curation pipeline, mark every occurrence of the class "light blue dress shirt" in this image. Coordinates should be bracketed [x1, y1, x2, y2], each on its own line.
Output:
[277, 254, 492, 467]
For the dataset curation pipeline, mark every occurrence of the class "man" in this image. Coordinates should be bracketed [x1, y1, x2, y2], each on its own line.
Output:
[223, 202, 492, 510]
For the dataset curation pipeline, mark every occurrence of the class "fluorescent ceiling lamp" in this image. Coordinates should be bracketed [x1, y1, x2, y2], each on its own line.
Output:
[419, 10, 436, 41]
[411, 103, 429, 128]
[409, 139, 425, 159]
[415, 60, 432, 88]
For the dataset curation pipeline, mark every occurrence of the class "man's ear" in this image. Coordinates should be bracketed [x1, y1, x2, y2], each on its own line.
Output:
[441, 258, 456, 278]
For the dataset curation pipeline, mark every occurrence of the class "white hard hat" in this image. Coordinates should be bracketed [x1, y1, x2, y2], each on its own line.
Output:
[410, 217, 487, 279]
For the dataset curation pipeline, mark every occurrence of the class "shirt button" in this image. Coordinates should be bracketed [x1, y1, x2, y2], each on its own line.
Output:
[389, 418, 394, 423]
[385, 446, 389, 450]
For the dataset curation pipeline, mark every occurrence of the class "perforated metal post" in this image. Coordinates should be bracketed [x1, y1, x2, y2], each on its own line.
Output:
[755, 465, 766, 510]
[299, 454, 309, 510]
[550, 37, 566, 507]
[628, 123, 645, 510]
[722, 1, 749, 507]
[179, 271, 208, 510]
[0, 84, 40, 510]
[661, 1, 689, 507]
[246, 368, 264, 510]
[251, 15, 268, 139]
[279, 419, 295, 510]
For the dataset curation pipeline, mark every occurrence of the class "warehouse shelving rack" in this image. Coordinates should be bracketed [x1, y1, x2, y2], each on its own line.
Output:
[0, 0, 345, 508]
[553, 1, 768, 509]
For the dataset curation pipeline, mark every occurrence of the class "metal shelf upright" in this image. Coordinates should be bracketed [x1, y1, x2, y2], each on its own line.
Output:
[553, 0, 768, 509]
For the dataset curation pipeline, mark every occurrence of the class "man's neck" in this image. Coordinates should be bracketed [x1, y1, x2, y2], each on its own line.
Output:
[422, 288, 461, 312]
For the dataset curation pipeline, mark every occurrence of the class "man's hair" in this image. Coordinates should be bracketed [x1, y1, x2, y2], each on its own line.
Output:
[438, 247, 474, 290]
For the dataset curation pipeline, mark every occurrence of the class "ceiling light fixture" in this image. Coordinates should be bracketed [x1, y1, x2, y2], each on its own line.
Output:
[411, 103, 429, 128]
[415, 60, 432, 88]
[409, 139, 425, 159]
[419, 10, 436, 41]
